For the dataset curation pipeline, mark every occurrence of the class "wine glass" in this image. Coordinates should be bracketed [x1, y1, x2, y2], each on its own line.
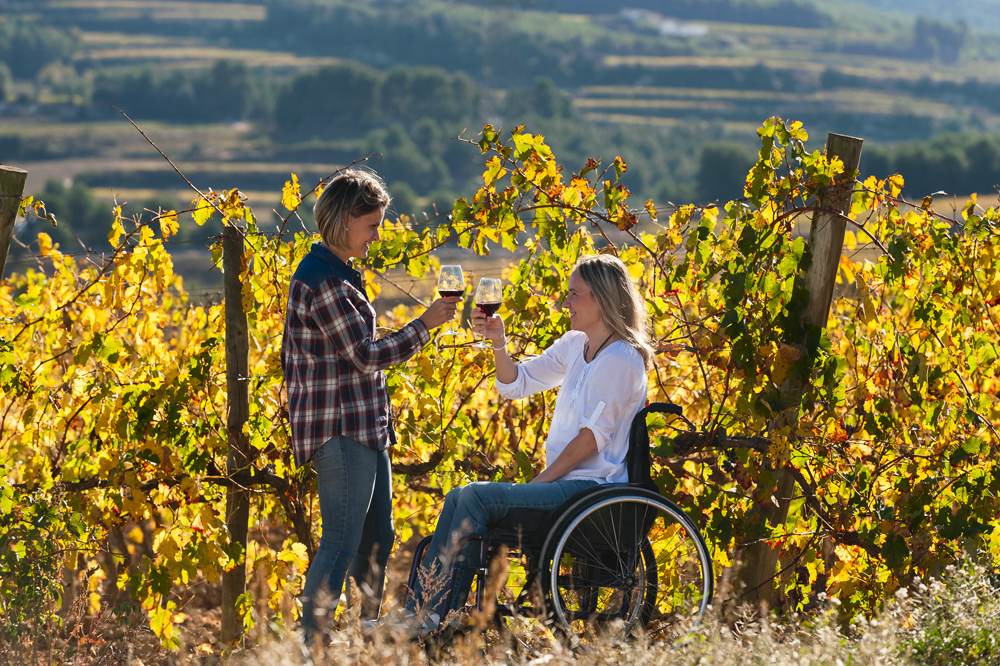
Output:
[437, 265, 465, 338]
[472, 277, 503, 349]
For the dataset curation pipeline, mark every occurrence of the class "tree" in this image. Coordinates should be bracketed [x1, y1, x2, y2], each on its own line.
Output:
[695, 142, 756, 203]
[0, 19, 78, 79]
[0, 64, 11, 102]
[503, 77, 575, 120]
[914, 17, 967, 64]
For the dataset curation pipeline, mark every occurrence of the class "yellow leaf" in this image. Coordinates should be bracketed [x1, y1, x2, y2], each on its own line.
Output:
[150, 602, 179, 646]
[38, 233, 52, 257]
[482, 156, 507, 186]
[848, 441, 873, 458]
[192, 198, 214, 226]
[843, 230, 857, 251]
[644, 199, 658, 221]
[962, 193, 978, 221]
[669, 204, 693, 229]
[364, 270, 382, 301]
[108, 220, 125, 246]
[887, 174, 904, 199]
[159, 211, 179, 239]
[282, 174, 301, 211]
[18, 195, 33, 217]
[417, 356, 435, 382]
[81, 306, 110, 330]
[857, 274, 877, 323]
[839, 256, 856, 285]
[154, 530, 181, 560]
[770, 351, 793, 386]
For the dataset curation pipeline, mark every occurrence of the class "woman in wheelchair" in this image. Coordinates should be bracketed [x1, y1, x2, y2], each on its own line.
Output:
[398, 254, 655, 635]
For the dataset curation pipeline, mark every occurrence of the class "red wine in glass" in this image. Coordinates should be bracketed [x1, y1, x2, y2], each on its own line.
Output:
[436, 265, 465, 339]
[472, 277, 503, 348]
[476, 302, 502, 317]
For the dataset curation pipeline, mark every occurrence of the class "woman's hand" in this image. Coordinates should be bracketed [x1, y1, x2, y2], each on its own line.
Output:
[475, 308, 517, 383]
[471, 308, 506, 347]
[418, 297, 460, 330]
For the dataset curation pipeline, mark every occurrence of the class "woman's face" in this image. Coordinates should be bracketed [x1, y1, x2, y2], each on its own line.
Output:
[564, 270, 604, 333]
[340, 209, 384, 260]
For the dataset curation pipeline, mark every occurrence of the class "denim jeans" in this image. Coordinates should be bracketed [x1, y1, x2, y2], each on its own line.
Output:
[407, 479, 597, 618]
[300, 436, 394, 633]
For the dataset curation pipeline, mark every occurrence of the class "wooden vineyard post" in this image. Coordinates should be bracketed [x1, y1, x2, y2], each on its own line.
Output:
[220, 225, 252, 643]
[0, 166, 28, 281]
[736, 133, 864, 608]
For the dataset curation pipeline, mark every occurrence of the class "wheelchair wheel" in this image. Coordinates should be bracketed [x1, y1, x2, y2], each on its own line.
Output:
[539, 491, 713, 644]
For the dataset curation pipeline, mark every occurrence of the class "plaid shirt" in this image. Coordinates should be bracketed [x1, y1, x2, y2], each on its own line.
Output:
[282, 243, 430, 466]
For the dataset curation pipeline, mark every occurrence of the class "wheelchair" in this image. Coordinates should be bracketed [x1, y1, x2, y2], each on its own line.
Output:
[405, 403, 714, 646]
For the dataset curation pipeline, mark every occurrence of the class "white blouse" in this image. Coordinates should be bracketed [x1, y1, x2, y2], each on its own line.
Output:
[494, 331, 648, 484]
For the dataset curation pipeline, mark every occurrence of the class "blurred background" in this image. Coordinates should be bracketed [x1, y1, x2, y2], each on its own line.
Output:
[2, 0, 999, 292]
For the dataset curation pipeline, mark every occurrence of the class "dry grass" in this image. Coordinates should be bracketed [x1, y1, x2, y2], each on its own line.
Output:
[227, 598, 902, 666]
[195, 563, 1000, 666]
[7, 553, 999, 665]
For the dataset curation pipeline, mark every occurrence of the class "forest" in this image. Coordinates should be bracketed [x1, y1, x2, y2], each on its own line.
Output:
[3, 0, 1000, 259]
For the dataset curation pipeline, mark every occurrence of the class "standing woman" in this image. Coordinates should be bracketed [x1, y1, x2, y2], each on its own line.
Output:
[282, 170, 458, 638]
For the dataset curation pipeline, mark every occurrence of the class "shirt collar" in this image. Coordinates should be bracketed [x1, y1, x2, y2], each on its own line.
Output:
[311, 242, 366, 294]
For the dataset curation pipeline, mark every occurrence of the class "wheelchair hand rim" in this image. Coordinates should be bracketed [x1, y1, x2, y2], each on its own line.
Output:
[545, 494, 713, 638]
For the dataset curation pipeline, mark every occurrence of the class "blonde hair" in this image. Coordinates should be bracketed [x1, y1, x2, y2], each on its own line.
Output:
[314, 169, 391, 249]
[575, 254, 654, 369]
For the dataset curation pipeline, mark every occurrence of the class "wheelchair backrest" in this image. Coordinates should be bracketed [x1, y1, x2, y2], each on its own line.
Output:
[625, 402, 683, 494]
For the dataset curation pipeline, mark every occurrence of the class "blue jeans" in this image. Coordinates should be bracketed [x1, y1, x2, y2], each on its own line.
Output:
[300, 436, 394, 632]
[407, 479, 597, 618]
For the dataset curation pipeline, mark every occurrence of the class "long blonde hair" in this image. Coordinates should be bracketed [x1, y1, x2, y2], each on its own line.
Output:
[575, 254, 654, 369]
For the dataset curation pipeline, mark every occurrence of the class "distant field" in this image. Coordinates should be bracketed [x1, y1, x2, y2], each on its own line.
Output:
[79, 32, 199, 47]
[48, 0, 267, 21]
[80, 46, 340, 69]
[78, 31, 342, 72]
[91, 187, 281, 206]
[575, 86, 999, 129]
[577, 99, 732, 111]
[602, 54, 1000, 84]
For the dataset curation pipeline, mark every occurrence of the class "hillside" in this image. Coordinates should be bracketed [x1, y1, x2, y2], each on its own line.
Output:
[849, 0, 1000, 33]
[2, 0, 1000, 291]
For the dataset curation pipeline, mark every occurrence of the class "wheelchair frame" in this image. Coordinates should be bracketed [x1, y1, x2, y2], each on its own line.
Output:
[403, 402, 714, 642]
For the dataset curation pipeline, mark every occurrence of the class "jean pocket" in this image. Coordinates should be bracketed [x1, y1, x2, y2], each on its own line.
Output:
[312, 436, 340, 461]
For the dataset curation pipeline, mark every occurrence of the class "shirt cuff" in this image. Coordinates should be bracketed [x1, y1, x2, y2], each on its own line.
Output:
[411, 318, 432, 346]
[494, 367, 521, 397]
[583, 401, 608, 451]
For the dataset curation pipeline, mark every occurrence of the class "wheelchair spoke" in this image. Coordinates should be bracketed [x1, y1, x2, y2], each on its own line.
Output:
[544, 495, 713, 645]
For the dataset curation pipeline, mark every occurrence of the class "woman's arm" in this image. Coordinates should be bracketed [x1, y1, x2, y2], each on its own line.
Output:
[470, 307, 519, 381]
[473, 311, 575, 400]
[490, 339, 518, 385]
[529, 428, 598, 484]
[319, 282, 453, 374]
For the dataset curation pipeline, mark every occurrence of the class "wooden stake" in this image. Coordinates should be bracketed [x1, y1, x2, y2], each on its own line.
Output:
[736, 133, 863, 608]
[220, 225, 252, 643]
[0, 166, 28, 281]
